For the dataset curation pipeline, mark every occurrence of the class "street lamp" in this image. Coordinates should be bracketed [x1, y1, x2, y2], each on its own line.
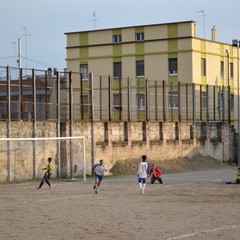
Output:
[232, 39, 240, 165]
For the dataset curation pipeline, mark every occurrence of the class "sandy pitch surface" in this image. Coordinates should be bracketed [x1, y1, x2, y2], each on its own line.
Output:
[0, 167, 240, 240]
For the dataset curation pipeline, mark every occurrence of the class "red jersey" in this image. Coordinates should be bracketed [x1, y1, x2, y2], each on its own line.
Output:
[150, 167, 162, 177]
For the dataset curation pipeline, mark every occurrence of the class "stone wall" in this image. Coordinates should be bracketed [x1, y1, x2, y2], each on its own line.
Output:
[0, 121, 232, 181]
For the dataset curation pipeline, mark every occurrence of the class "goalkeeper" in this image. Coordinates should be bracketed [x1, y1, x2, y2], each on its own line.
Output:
[37, 157, 53, 189]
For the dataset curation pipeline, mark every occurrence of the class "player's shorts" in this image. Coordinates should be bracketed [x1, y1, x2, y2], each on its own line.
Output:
[138, 178, 146, 183]
[95, 174, 103, 181]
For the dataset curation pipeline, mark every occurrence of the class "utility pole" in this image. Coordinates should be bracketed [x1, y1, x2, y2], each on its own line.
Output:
[17, 38, 21, 69]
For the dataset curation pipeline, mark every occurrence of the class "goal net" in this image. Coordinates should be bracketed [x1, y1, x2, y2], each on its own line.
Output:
[0, 136, 86, 182]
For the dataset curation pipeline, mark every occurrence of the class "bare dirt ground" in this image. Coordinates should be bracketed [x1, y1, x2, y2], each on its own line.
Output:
[0, 164, 240, 240]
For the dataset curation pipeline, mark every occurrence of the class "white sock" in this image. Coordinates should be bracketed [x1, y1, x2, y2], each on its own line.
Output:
[142, 183, 146, 190]
[139, 183, 142, 190]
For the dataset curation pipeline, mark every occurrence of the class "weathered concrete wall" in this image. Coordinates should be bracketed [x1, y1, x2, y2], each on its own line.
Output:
[0, 121, 232, 181]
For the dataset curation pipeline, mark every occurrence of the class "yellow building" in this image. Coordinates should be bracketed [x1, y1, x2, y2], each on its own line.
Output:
[65, 21, 239, 125]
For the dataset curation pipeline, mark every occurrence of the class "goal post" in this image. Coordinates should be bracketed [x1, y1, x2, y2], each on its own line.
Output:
[0, 136, 86, 182]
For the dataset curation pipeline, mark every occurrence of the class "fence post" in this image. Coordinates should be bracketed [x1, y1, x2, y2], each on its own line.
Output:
[186, 83, 188, 121]
[200, 84, 202, 121]
[55, 71, 61, 177]
[192, 83, 195, 125]
[108, 75, 112, 122]
[178, 81, 181, 122]
[206, 84, 209, 124]
[162, 80, 166, 122]
[80, 73, 84, 120]
[155, 81, 158, 121]
[170, 82, 173, 122]
[100, 76, 102, 121]
[127, 77, 131, 122]
[69, 71, 73, 178]
[145, 78, 149, 122]
[89, 72, 95, 174]
[213, 86, 216, 121]
[19, 68, 23, 120]
[32, 68, 37, 179]
[7, 66, 11, 181]
[119, 76, 122, 121]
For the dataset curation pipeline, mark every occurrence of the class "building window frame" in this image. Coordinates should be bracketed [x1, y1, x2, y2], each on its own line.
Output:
[230, 62, 234, 79]
[220, 61, 224, 78]
[136, 93, 145, 110]
[113, 35, 122, 44]
[201, 58, 206, 76]
[113, 93, 122, 111]
[168, 92, 179, 109]
[80, 64, 88, 80]
[113, 62, 122, 78]
[136, 60, 144, 77]
[135, 32, 144, 41]
[168, 58, 178, 76]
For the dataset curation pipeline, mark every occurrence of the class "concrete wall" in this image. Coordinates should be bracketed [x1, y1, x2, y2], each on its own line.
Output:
[0, 121, 232, 182]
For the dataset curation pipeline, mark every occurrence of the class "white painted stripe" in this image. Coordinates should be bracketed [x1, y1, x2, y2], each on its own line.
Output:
[167, 225, 240, 240]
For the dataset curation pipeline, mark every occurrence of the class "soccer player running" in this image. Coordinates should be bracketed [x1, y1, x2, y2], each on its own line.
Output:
[37, 157, 53, 189]
[137, 155, 149, 194]
[93, 159, 108, 194]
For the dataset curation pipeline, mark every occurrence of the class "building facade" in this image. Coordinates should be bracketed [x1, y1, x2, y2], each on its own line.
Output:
[65, 21, 239, 127]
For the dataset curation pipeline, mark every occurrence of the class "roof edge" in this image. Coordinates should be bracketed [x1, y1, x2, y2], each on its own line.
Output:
[64, 20, 196, 35]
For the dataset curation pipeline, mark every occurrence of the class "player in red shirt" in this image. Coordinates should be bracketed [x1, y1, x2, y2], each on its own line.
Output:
[150, 163, 163, 184]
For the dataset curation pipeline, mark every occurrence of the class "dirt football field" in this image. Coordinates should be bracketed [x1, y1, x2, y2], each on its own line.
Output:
[0, 166, 240, 240]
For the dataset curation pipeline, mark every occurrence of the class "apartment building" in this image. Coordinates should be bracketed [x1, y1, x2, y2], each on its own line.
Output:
[65, 21, 239, 124]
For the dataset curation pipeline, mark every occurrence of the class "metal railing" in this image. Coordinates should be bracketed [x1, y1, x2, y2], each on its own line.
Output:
[0, 65, 234, 123]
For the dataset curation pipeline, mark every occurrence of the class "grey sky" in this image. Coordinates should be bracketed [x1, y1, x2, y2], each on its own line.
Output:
[1, 0, 240, 71]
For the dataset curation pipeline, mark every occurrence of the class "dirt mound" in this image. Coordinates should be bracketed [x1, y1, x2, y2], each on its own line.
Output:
[111, 154, 228, 175]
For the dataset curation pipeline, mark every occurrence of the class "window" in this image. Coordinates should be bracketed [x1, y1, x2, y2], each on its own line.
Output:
[230, 63, 234, 79]
[113, 62, 122, 77]
[168, 92, 178, 109]
[136, 60, 144, 77]
[201, 92, 207, 109]
[220, 61, 224, 78]
[113, 35, 122, 43]
[113, 93, 122, 111]
[201, 58, 206, 76]
[80, 64, 88, 80]
[168, 58, 178, 75]
[135, 32, 144, 41]
[81, 95, 89, 113]
[136, 93, 145, 110]
[231, 93, 234, 111]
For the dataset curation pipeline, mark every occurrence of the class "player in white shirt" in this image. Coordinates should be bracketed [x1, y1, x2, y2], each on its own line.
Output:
[93, 159, 108, 194]
[137, 155, 149, 194]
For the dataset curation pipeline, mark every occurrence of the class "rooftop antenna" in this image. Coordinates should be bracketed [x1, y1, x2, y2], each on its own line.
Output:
[196, 10, 206, 39]
[11, 41, 17, 67]
[92, 12, 98, 30]
[20, 27, 30, 70]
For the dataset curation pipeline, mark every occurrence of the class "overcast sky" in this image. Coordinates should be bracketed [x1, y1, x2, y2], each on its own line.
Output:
[1, 0, 240, 71]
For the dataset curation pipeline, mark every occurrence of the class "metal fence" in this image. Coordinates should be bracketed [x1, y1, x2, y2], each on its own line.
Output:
[0, 65, 234, 123]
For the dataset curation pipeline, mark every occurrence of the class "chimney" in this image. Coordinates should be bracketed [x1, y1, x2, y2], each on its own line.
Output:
[211, 25, 216, 41]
